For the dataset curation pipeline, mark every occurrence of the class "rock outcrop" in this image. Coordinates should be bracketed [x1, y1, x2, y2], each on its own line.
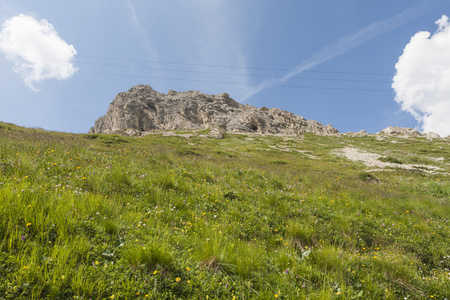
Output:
[378, 126, 441, 140]
[89, 85, 339, 136]
[346, 130, 369, 137]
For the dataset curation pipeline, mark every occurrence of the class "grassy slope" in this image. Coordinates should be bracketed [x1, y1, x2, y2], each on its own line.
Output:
[0, 122, 449, 299]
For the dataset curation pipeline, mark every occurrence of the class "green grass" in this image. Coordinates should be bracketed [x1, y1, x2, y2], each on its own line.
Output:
[0, 122, 449, 299]
[378, 156, 403, 164]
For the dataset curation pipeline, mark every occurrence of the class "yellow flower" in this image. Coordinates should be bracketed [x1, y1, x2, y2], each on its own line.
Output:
[26, 223, 31, 227]
[176, 277, 181, 282]
[186, 267, 190, 272]
[109, 295, 115, 299]
[153, 270, 158, 275]
[275, 294, 279, 298]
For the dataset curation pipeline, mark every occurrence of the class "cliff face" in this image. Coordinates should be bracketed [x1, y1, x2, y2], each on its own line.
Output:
[89, 85, 339, 136]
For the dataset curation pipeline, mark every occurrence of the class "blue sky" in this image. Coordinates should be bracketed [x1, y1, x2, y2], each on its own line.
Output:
[1, 0, 449, 136]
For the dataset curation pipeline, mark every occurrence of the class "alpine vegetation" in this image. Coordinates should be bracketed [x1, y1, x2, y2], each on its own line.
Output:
[0, 119, 449, 299]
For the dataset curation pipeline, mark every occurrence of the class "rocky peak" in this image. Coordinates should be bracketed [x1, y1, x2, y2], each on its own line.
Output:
[89, 85, 339, 136]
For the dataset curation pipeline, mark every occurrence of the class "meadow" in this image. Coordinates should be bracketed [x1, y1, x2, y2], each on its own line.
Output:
[0, 122, 449, 299]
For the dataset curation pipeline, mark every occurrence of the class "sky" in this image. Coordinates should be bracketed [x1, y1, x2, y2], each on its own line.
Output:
[1, 1, 450, 136]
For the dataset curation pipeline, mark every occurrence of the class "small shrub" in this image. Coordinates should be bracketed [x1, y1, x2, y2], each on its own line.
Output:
[224, 191, 239, 201]
[357, 172, 379, 182]
[378, 156, 402, 164]
[84, 134, 100, 140]
[270, 160, 288, 165]
[176, 149, 200, 156]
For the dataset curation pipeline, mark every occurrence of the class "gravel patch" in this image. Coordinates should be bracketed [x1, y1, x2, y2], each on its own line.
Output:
[337, 147, 443, 173]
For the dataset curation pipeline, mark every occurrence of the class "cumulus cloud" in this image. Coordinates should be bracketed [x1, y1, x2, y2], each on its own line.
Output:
[0, 14, 77, 90]
[392, 15, 450, 137]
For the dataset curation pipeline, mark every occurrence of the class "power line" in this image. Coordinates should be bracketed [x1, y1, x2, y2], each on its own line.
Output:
[79, 70, 450, 94]
[76, 54, 450, 78]
[76, 60, 394, 83]
[2, 56, 450, 93]
[75, 60, 450, 85]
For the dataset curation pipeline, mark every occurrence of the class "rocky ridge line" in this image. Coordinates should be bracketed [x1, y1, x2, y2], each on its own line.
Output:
[345, 126, 443, 140]
[89, 85, 339, 136]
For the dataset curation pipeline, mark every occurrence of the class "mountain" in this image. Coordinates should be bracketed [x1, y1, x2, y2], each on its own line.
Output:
[89, 85, 339, 136]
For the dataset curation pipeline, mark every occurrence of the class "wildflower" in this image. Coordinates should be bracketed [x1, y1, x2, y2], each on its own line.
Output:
[176, 277, 181, 282]
[26, 223, 31, 227]
[186, 267, 190, 272]
[153, 270, 158, 275]
[21, 236, 26, 241]
[109, 295, 115, 299]
[275, 294, 279, 298]
[285, 269, 289, 274]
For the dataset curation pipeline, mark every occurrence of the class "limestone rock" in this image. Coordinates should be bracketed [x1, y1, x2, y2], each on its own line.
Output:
[346, 130, 368, 137]
[378, 126, 442, 139]
[89, 85, 339, 136]
[378, 126, 422, 137]
[424, 132, 441, 140]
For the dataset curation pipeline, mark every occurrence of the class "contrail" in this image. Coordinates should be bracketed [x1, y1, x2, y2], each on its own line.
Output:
[125, 0, 158, 62]
[240, 0, 434, 102]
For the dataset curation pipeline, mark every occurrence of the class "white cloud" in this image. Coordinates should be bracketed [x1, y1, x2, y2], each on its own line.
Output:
[0, 14, 77, 91]
[392, 15, 450, 137]
[241, 1, 430, 102]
